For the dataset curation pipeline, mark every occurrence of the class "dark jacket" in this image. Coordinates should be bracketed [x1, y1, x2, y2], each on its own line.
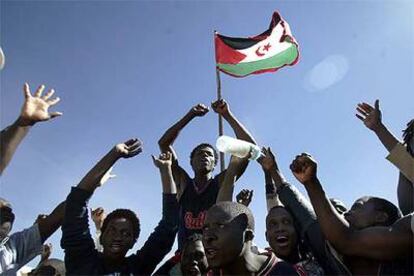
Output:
[61, 187, 178, 275]
[277, 183, 351, 275]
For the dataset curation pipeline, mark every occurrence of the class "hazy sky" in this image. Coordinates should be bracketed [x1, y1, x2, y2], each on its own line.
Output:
[1, 0, 413, 268]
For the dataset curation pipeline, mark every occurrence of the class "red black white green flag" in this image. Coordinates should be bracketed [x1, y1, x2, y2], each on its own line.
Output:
[215, 11, 299, 77]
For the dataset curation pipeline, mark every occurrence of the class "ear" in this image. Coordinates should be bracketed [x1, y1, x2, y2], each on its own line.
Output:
[244, 229, 254, 242]
[375, 211, 389, 225]
[265, 230, 269, 243]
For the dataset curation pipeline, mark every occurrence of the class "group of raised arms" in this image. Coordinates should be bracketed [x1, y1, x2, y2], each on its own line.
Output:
[0, 82, 413, 276]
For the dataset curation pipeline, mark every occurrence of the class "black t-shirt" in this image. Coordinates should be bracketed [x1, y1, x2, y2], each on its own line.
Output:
[177, 176, 220, 249]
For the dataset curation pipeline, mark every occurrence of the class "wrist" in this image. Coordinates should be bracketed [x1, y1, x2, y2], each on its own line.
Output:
[16, 116, 35, 127]
[373, 122, 385, 134]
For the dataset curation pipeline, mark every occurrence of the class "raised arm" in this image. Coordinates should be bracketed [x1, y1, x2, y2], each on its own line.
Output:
[0, 83, 62, 174]
[37, 201, 66, 243]
[290, 153, 413, 260]
[236, 189, 254, 207]
[212, 99, 257, 181]
[356, 100, 413, 214]
[158, 104, 209, 195]
[133, 152, 179, 274]
[216, 156, 247, 202]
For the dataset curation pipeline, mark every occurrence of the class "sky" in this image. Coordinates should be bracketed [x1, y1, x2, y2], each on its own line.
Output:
[1, 0, 413, 269]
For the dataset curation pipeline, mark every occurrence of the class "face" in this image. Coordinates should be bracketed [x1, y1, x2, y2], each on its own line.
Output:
[344, 197, 378, 229]
[191, 147, 216, 174]
[181, 240, 209, 276]
[0, 199, 14, 241]
[101, 217, 135, 259]
[265, 208, 298, 259]
[202, 207, 246, 269]
[0, 221, 12, 242]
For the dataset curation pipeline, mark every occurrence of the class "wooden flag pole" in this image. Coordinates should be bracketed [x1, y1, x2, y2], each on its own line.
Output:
[216, 67, 225, 173]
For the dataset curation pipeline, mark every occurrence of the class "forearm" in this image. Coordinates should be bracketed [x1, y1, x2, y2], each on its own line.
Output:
[264, 170, 281, 211]
[223, 111, 256, 144]
[374, 123, 400, 152]
[305, 179, 351, 250]
[0, 118, 32, 174]
[217, 159, 244, 202]
[158, 166, 177, 194]
[158, 112, 195, 150]
[38, 201, 66, 243]
[77, 148, 120, 192]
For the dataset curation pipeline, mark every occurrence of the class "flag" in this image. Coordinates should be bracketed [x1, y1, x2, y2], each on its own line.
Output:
[215, 11, 299, 77]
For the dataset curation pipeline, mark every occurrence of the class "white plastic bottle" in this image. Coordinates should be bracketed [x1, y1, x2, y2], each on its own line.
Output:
[216, 135, 262, 160]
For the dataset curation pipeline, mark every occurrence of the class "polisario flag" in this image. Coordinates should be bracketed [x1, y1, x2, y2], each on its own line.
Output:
[215, 11, 299, 77]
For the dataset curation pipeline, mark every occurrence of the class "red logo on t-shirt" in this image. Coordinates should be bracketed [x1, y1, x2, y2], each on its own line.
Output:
[184, 211, 206, 230]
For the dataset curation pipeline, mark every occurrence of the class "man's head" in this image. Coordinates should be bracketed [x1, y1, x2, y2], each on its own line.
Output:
[330, 198, 348, 215]
[344, 196, 401, 230]
[181, 233, 209, 276]
[100, 208, 140, 259]
[0, 197, 14, 242]
[403, 119, 414, 156]
[190, 144, 218, 174]
[202, 202, 254, 269]
[30, 258, 65, 276]
[265, 206, 298, 260]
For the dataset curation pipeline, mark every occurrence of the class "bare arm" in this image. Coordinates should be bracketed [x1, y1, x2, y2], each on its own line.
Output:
[37, 201, 66, 243]
[216, 157, 247, 202]
[152, 152, 177, 195]
[290, 153, 413, 260]
[0, 83, 62, 174]
[158, 104, 208, 195]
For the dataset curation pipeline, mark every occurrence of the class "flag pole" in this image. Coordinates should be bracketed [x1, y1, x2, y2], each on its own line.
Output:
[214, 31, 225, 172]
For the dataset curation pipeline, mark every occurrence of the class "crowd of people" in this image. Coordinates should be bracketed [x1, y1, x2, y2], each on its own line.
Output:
[0, 50, 413, 275]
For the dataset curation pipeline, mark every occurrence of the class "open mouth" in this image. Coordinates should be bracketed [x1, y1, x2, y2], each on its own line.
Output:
[275, 235, 290, 247]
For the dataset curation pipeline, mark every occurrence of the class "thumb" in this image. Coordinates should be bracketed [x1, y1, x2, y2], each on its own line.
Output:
[374, 99, 380, 111]
[50, 112, 63, 119]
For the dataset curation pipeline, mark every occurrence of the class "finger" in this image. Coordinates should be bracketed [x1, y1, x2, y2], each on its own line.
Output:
[124, 138, 138, 146]
[360, 103, 374, 112]
[43, 89, 55, 100]
[355, 114, 365, 121]
[34, 84, 45, 97]
[357, 104, 371, 114]
[375, 99, 380, 111]
[356, 106, 369, 117]
[47, 97, 60, 106]
[23, 83, 31, 98]
[268, 147, 275, 159]
[50, 112, 63, 119]
[151, 154, 157, 164]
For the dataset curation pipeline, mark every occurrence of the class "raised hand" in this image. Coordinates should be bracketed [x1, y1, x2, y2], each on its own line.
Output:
[91, 207, 106, 230]
[356, 100, 382, 132]
[40, 243, 52, 261]
[19, 83, 62, 126]
[152, 151, 173, 169]
[211, 99, 230, 116]
[290, 153, 318, 185]
[236, 189, 253, 206]
[189, 104, 209, 117]
[114, 138, 143, 159]
[257, 147, 278, 171]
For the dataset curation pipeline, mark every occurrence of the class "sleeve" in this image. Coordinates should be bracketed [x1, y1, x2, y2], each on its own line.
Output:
[60, 186, 98, 274]
[6, 224, 43, 272]
[132, 193, 179, 275]
[386, 143, 414, 183]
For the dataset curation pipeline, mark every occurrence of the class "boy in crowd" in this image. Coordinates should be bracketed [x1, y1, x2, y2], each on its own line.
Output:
[290, 153, 412, 275]
[61, 140, 179, 275]
[158, 99, 257, 249]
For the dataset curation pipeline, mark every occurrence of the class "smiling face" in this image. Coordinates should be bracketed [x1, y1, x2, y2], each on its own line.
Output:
[190, 146, 216, 174]
[181, 239, 209, 276]
[101, 217, 135, 259]
[202, 204, 250, 269]
[265, 207, 298, 259]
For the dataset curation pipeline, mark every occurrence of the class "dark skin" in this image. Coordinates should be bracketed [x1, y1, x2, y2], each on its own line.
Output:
[236, 189, 253, 207]
[158, 99, 256, 198]
[290, 153, 413, 275]
[181, 239, 209, 276]
[0, 83, 62, 175]
[356, 100, 413, 215]
[202, 205, 267, 275]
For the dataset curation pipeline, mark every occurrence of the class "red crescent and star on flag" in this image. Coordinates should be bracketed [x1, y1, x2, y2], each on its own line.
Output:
[255, 43, 272, 57]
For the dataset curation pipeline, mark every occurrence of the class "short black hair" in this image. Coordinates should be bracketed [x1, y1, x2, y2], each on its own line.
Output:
[182, 233, 204, 253]
[190, 143, 219, 166]
[369, 197, 402, 226]
[211, 202, 255, 232]
[101, 208, 140, 242]
[403, 119, 414, 156]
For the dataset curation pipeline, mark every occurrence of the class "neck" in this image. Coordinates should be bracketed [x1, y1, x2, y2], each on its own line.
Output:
[103, 253, 125, 270]
[194, 172, 213, 187]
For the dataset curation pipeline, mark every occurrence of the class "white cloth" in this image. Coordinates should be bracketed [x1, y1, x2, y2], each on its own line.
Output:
[0, 224, 43, 275]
